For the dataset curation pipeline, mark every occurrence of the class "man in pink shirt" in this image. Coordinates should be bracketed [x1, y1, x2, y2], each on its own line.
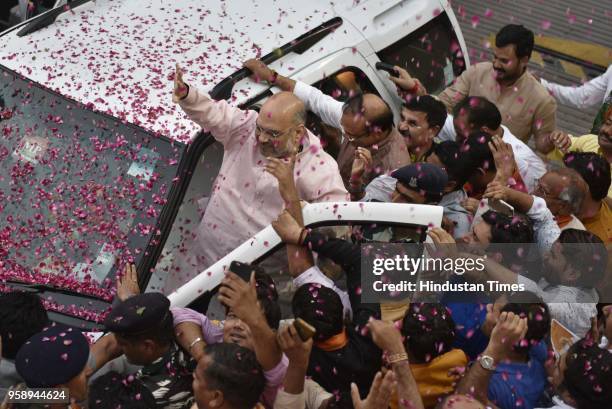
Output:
[164, 65, 347, 293]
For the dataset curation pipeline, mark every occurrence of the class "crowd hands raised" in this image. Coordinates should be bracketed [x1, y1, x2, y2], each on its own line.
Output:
[2, 23, 612, 409]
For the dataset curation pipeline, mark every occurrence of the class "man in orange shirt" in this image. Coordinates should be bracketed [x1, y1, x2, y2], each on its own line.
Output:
[564, 152, 611, 243]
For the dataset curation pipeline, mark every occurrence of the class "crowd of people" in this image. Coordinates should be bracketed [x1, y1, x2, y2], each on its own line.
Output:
[1, 23, 611, 409]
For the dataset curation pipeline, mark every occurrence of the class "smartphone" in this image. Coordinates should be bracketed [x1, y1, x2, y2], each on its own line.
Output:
[294, 318, 316, 341]
[488, 198, 514, 216]
[375, 62, 399, 77]
[228, 261, 255, 282]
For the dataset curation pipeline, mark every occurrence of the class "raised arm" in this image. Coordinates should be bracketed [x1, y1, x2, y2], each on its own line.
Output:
[265, 155, 315, 276]
[275, 323, 313, 402]
[88, 333, 123, 375]
[484, 181, 560, 252]
[541, 66, 611, 110]
[244, 59, 343, 129]
[437, 64, 476, 112]
[455, 312, 527, 406]
[218, 272, 282, 371]
[367, 319, 424, 409]
[173, 64, 256, 147]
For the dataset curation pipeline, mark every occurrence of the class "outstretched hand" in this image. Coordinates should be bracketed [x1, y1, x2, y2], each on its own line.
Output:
[351, 371, 396, 409]
[486, 311, 528, 361]
[389, 66, 425, 96]
[173, 64, 189, 102]
[244, 59, 276, 83]
[116, 264, 140, 301]
[489, 136, 516, 184]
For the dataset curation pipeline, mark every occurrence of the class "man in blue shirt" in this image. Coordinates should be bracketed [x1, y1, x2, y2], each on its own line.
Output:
[487, 301, 551, 409]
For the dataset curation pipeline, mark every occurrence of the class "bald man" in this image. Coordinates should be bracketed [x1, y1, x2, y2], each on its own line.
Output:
[245, 59, 411, 191]
[165, 67, 347, 293]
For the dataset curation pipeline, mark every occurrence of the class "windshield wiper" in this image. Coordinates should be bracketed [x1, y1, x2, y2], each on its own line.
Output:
[4, 280, 110, 302]
[17, 0, 94, 37]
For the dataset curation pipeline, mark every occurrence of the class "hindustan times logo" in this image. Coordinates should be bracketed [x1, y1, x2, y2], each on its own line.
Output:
[371, 254, 486, 276]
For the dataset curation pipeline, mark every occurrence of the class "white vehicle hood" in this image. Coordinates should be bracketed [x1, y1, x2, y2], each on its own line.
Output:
[0, 0, 361, 143]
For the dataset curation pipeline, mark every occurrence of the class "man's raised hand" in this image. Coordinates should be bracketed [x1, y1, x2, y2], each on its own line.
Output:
[173, 63, 189, 102]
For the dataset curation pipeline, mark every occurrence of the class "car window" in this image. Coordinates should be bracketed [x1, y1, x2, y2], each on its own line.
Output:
[376, 12, 467, 94]
[147, 139, 224, 292]
[0, 67, 183, 319]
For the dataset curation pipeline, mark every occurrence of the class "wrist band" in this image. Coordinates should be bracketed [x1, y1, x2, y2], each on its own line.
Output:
[387, 352, 409, 364]
[408, 81, 419, 94]
[189, 337, 203, 352]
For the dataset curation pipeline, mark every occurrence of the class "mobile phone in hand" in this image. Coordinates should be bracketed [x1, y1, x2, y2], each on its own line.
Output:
[375, 62, 399, 77]
[294, 318, 317, 341]
[228, 261, 255, 282]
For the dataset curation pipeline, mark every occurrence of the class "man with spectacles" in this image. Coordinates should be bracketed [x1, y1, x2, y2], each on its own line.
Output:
[165, 65, 347, 293]
[532, 168, 588, 231]
[243, 59, 411, 191]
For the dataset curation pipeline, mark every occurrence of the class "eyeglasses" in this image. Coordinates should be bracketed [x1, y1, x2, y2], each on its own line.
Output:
[255, 124, 295, 140]
[534, 178, 552, 199]
[343, 127, 370, 143]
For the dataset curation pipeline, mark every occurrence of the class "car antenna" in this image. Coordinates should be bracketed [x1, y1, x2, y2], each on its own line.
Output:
[17, 0, 94, 37]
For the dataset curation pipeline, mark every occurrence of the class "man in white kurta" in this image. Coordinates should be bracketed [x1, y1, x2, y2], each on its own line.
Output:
[163, 78, 347, 293]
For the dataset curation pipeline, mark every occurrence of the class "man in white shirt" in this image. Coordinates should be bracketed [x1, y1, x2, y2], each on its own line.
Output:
[541, 64, 612, 134]
[437, 96, 546, 193]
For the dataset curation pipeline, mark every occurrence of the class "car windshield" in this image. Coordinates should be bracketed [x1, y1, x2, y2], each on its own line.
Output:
[0, 66, 184, 321]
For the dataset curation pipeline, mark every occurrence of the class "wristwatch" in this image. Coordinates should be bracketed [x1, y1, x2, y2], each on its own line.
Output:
[478, 355, 496, 371]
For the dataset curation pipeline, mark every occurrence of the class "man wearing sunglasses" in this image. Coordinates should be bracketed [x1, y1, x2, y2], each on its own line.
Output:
[244, 59, 411, 190]
[165, 65, 347, 293]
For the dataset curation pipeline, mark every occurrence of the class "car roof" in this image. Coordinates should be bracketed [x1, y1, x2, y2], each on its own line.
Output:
[0, 0, 367, 143]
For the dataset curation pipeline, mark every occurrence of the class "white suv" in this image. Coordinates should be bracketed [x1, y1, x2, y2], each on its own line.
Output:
[0, 0, 468, 327]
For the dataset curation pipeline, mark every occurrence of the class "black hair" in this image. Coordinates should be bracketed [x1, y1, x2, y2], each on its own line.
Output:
[500, 302, 550, 354]
[119, 313, 175, 347]
[462, 132, 496, 174]
[495, 24, 534, 59]
[224, 267, 281, 330]
[562, 339, 612, 409]
[563, 152, 611, 201]
[401, 303, 455, 363]
[201, 343, 265, 409]
[481, 210, 534, 244]
[88, 371, 157, 409]
[0, 291, 49, 359]
[558, 229, 608, 287]
[343, 93, 394, 133]
[402, 95, 447, 129]
[428, 141, 476, 188]
[292, 283, 344, 341]
[453, 97, 502, 132]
